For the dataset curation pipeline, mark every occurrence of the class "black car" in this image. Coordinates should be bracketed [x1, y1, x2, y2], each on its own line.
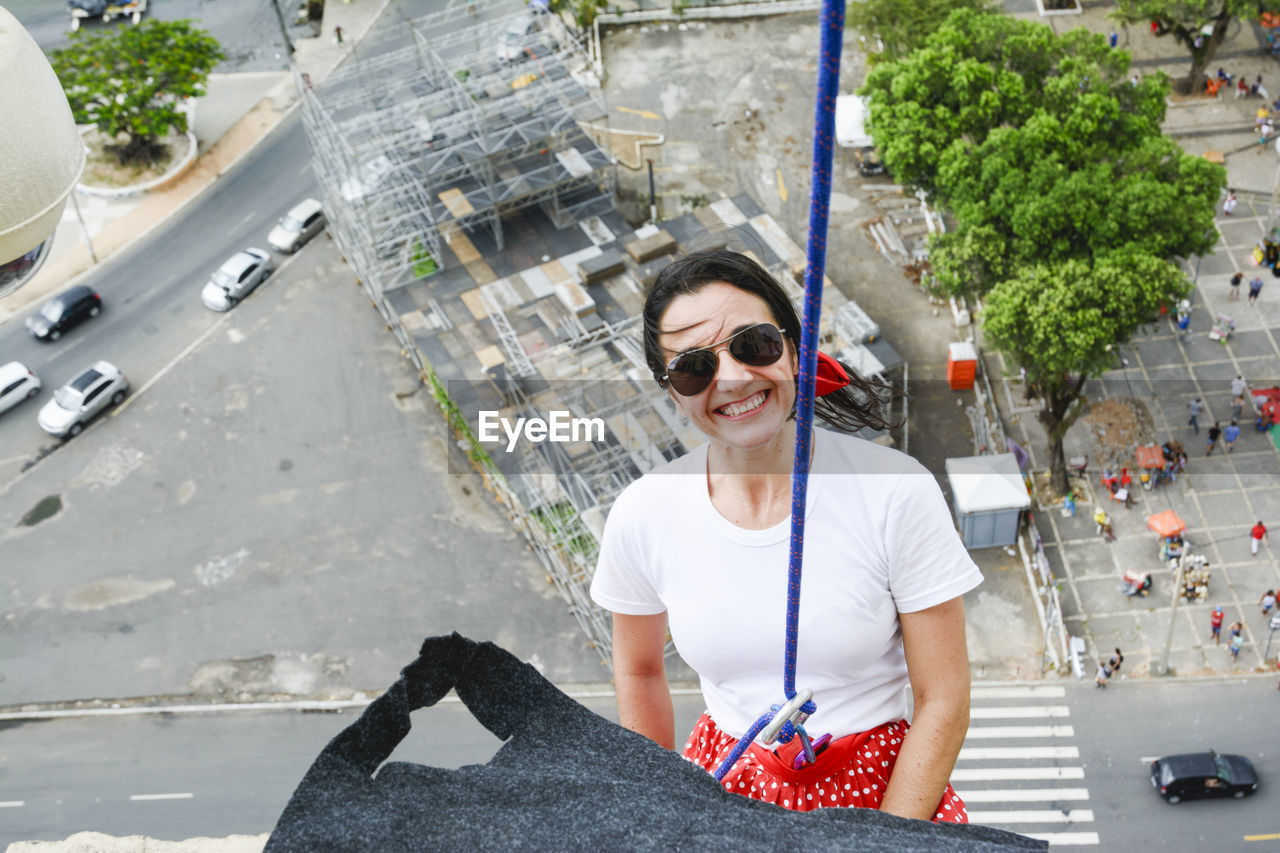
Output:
[1150, 751, 1258, 804]
[26, 285, 102, 342]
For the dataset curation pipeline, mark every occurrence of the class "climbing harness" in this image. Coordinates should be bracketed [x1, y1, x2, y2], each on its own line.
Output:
[713, 0, 845, 782]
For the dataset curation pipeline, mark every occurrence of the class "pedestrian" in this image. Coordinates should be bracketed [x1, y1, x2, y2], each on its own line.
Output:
[1229, 631, 1244, 660]
[1109, 29, 1118, 48]
[590, 249, 978, 822]
[1261, 589, 1277, 615]
[1232, 374, 1248, 399]
[1109, 648, 1124, 673]
[1224, 191, 1239, 216]
[1262, 120, 1276, 152]
[1206, 421, 1222, 455]
[1095, 660, 1112, 688]
[1231, 395, 1245, 422]
[1238, 76, 1250, 98]
[1094, 507, 1115, 542]
[1257, 75, 1271, 101]
[1250, 275, 1264, 304]
[1210, 605, 1225, 644]
[1224, 420, 1240, 452]
[333, 24, 343, 44]
[1188, 397, 1204, 433]
[1252, 520, 1268, 555]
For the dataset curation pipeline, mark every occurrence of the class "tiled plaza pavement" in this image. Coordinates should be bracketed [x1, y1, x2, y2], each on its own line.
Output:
[999, 190, 1280, 679]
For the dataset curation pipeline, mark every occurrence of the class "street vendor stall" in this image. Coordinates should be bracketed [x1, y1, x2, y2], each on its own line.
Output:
[1148, 509, 1187, 562]
[1134, 444, 1169, 490]
[1252, 387, 1280, 431]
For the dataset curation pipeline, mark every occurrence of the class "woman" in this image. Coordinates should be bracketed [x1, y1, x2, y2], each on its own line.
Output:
[590, 250, 982, 823]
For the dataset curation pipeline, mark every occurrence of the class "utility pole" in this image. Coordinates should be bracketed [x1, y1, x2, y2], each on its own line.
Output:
[271, 0, 296, 55]
[1157, 555, 1184, 676]
[647, 158, 657, 224]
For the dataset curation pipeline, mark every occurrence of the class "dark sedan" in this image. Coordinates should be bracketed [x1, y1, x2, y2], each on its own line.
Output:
[1151, 751, 1258, 804]
[25, 284, 102, 341]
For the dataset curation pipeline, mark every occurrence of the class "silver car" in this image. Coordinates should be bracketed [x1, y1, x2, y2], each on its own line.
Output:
[0, 361, 41, 415]
[268, 198, 326, 253]
[37, 360, 128, 438]
[200, 248, 274, 311]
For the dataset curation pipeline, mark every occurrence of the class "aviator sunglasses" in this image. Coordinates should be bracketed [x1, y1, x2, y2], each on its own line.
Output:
[659, 322, 787, 397]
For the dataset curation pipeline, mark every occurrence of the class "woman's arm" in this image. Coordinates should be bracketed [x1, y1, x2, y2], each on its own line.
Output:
[612, 612, 675, 750]
[879, 596, 971, 821]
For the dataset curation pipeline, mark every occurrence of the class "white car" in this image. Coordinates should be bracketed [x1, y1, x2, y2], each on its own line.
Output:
[37, 361, 128, 438]
[200, 248, 274, 312]
[0, 362, 41, 415]
[339, 155, 394, 203]
[268, 198, 326, 253]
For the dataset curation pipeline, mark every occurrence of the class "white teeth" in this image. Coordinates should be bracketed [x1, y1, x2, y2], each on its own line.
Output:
[719, 391, 767, 417]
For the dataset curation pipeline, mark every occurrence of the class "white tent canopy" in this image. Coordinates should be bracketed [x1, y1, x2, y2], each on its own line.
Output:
[945, 453, 1032, 514]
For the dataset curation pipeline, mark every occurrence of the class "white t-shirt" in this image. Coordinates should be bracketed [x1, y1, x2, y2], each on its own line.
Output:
[591, 427, 983, 740]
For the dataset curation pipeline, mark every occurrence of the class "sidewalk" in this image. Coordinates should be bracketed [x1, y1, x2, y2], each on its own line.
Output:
[0, 0, 389, 326]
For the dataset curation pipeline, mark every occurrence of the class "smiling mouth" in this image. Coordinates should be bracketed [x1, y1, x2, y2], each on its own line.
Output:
[716, 390, 768, 418]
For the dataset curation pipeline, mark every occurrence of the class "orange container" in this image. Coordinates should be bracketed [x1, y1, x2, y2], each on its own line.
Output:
[946, 341, 977, 390]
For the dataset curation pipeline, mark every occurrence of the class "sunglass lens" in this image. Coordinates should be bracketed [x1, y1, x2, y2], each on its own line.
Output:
[731, 324, 785, 365]
[668, 350, 717, 396]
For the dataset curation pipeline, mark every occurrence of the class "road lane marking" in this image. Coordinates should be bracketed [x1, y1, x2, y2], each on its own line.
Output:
[967, 809, 1094, 824]
[959, 746, 1079, 761]
[0, 801, 24, 807]
[776, 168, 787, 203]
[965, 725, 1075, 739]
[971, 706, 1070, 719]
[1025, 832, 1100, 845]
[972, 686, 1065, 699]
[951, 767, 1085, 781]
[130, 793, 193, 801]
[956, 788, 1089, 803]
[112, 313, 231, 417]
[1245, 833, 1280, 841]
[228, 211, 256, 234]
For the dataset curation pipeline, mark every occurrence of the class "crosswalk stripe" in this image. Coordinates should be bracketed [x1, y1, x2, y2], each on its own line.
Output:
[952, 766, 1085, 781]
[965, 725, 1075, 739]
[971, 686, 1066, 699]
[1025, 831, 1101, 845]
[956, 788, 1090, 803]
[959, 746, 1079, 760]
[967, 809, 1094, 824]
[971, 705, 1070, 719]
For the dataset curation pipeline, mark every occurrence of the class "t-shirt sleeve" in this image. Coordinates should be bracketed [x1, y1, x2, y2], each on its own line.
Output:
[883, 469, 983, 613]
[590, 485, 667, 616]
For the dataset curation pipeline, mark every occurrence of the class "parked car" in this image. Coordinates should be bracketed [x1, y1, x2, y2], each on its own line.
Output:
[1151, 751, 1258, 804]
[0, 362, 41, 415]
[26, 285, 102, 341]
[855, 145, 887, 178]
[200, 248, 274, 312]
[37, 360, 128, 438]
[268, 198, 326, 253]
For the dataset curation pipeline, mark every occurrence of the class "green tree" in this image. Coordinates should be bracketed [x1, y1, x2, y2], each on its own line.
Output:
[845, 0, 995, 63]
[547, 0, 608, 30]
[50, 19, 223, 166]
[1110, 0, 1280, 95]
[861, 10, 1222, 490]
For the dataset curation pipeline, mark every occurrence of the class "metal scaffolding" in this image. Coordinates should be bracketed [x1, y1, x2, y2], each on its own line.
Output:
[298, 0, 615, 298]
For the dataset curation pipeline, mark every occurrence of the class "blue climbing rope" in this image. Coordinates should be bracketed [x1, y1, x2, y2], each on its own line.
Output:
[713, 0, 845, 783]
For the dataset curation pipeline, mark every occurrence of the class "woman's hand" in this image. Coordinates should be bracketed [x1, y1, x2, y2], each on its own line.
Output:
[612, 612, 676, 750]
[879, 596, 971, 821]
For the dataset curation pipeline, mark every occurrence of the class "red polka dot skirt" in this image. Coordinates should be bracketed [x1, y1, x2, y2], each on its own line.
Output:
[682, 712, 968, 823]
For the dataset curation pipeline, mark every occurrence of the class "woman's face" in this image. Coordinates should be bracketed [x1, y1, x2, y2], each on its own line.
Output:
[657, 281, 798, 453]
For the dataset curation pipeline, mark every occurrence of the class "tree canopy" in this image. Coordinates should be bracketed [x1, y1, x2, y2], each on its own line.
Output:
[51, 19, 223, 166]
[1110, 0, 1280, 94]
[860, 9, 1222, 489]
[845, 0, 996, 63]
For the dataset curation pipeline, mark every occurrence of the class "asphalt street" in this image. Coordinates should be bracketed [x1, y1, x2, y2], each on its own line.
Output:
[3, 679, 1276, 849]
[0, 110, 315, 487]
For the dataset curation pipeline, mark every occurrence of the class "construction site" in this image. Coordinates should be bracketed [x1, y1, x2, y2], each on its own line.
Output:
[298, 0, 904, 665]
